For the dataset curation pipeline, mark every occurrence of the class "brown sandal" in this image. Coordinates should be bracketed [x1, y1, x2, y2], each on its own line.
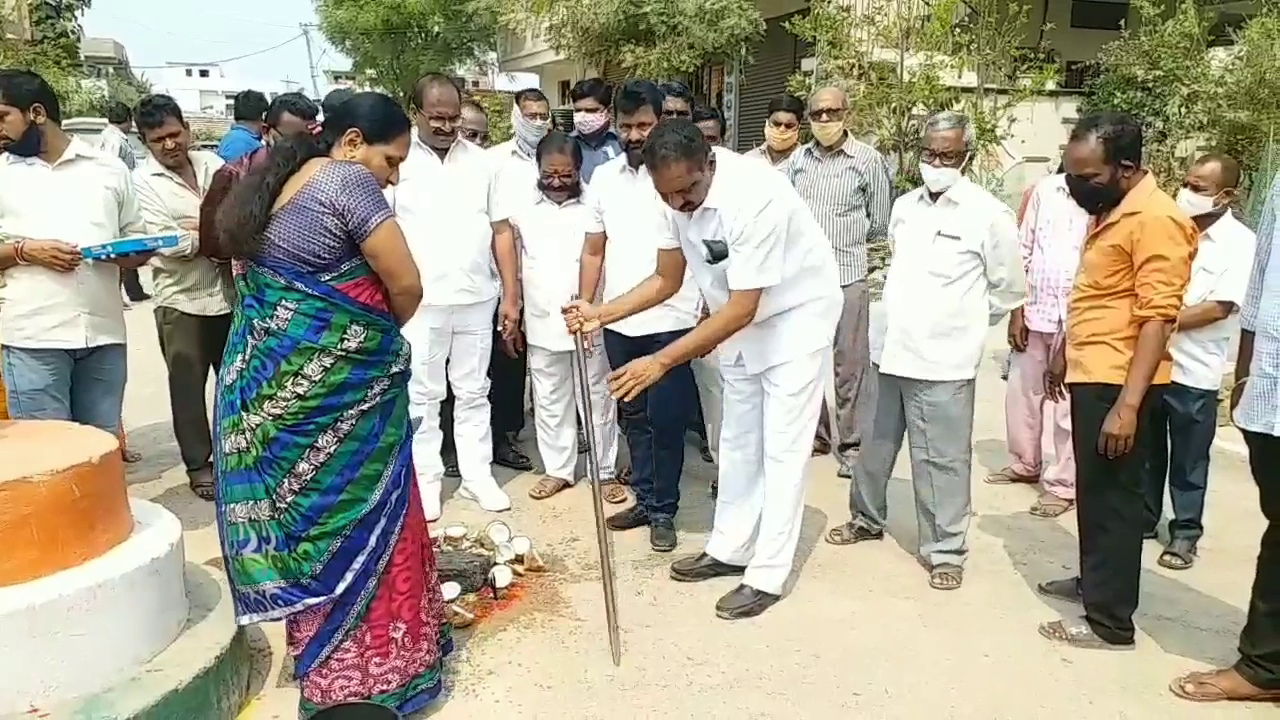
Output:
[601, 482, 629, 504]
[122, 448, 142, 463]
[1170, 669, 1280, 702]
[1030, 493, 1075, 518]
[528, 475, 571, 500]
[984, 467, 1039, 485]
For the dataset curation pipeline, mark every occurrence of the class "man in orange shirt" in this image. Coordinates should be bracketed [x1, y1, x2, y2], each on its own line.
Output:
[1035, 112, 1197, 650]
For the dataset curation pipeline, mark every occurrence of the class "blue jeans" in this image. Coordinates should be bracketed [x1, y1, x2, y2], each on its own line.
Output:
[1, 344, 127, 434]
[1144, 381, 1218, 542]
[603, 328, 695, 521]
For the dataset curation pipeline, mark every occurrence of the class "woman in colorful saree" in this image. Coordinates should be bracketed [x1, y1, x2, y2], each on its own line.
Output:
[213, 91, 450, 717]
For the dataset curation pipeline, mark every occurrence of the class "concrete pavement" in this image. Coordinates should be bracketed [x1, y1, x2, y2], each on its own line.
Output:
[118, 304, 1274, 719]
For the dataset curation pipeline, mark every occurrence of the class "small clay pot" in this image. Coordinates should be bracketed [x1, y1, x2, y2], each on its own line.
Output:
[310, 701, 403, 720]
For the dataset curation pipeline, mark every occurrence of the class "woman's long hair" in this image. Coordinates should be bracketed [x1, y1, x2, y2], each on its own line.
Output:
[218, 91, 409, 258]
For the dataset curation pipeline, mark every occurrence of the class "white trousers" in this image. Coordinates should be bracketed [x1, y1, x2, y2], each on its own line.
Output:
[705, 347, 827, 595]
[404, 298, 498, 495]
[691, 351, 723, 463]
[527, 341, 617, 482]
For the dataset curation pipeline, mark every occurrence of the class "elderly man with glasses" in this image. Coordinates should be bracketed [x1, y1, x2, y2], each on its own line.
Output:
[824, 111, 1025, 592]
[786, 86, 893, 473]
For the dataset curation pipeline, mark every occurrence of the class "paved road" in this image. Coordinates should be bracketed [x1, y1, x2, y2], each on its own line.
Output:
[118, 305, 1273, 719]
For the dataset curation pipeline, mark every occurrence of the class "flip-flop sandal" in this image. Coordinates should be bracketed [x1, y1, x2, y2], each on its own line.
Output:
[929, 564, 963, 590]
[825, 521, 884, 545]
[1038, 618, 1135, 651]
[1030, 494, 1075, 518]
[615, 466, 632, 486]
[1158, 539, 1197, 570]
[1170, 670, 1280, 702]
[1036, 577, 1083, 604]
[122, 448, 142, 463]
[601, 483, 629, 504]
[985, 467, 1040, 485]
[528, 475, 570, 500]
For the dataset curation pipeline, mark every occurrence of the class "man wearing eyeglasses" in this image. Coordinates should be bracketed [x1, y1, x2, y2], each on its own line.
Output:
[787, 86, 893, 479]
[825, 111, 1025, 593]
[459, 100, 490, 147]
[392, 72, 513, 520]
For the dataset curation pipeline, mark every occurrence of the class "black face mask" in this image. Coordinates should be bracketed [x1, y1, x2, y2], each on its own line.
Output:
[3, 121, 42, 158]
[1065, 172, 1125, 216]
[537, 178, 582, 200]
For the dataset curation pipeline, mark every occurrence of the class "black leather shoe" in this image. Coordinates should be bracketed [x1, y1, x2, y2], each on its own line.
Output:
[493, 432, 534, 471]
[606, 505, 650, 531]
[650, 518, 677, 552]
[669, 553, 746, 583]
[715, 584, 781, 619]
[442, 455, 460, 478]
[699, 441, 714, 464]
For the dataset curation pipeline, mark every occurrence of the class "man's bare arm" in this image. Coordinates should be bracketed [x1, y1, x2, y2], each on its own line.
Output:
[579, 231, 606, 301]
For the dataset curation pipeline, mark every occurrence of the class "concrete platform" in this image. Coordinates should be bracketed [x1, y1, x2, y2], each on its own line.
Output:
[4, 563, 252, 720]
[0, 499, 188, 715]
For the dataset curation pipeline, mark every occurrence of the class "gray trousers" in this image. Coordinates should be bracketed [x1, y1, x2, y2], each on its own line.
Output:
[816, 280, 871, 459]
[850, 365, 976, 568]
[154, 307, 231, 472]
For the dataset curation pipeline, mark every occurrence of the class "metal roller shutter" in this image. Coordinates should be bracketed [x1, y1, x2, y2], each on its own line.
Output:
[736, 14, 809, 153]
[602, 66, 629, 106]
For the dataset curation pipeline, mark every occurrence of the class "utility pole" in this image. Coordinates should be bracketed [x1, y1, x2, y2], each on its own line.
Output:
[299, 23, 322, 99]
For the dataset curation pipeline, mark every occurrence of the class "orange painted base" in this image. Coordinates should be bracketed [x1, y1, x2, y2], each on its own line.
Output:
[0, 420, 134, 587]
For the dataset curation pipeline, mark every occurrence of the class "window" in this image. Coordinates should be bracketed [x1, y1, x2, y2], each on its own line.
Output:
[1070, 0, 1128, 31]
[198, 68, 210, 78]
[557, 79, 571, 106]
[185, 68, 192, 77]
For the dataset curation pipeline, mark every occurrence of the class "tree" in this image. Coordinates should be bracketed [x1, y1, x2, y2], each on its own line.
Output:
[0, 0, 102, 116]
[473, 89, 512, 144]
[788, 0, 957, 193]
[481, 0, 764, 79]
[788, 0, 1055, 195]
[1214, 0, 1280, 205]
[1081, 0, 1221, 190]
[315, 0, 499, 103]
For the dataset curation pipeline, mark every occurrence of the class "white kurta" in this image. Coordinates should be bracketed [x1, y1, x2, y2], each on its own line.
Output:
[389, 136, 502, 516]
[664, 148, 842, 594]
[510, 190, 618, 482]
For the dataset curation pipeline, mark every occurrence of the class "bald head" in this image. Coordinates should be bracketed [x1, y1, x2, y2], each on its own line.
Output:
[414, 73, 461, 109]
[809, 86, 847, 111]
[1189, 153, 1242, 191]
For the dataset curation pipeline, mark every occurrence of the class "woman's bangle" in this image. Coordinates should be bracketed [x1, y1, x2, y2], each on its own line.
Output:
[13, 240, 30, 265]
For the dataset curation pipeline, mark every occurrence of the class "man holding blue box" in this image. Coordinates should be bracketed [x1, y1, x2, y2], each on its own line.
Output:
[0, 70, 150, 440]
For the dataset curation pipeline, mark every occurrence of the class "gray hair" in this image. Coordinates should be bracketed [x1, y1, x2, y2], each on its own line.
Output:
[923, 111, 975, 148]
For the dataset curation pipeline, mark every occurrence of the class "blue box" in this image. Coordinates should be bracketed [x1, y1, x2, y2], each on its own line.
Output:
[81, 233, 179, 259]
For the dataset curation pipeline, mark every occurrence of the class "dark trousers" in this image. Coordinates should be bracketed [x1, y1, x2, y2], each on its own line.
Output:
[1070, 382, 1166, 645]
[604, 328, 695, 520]
[1143, 381, 1218, 542]
[122, 268, 148, 301]
[1238, 430, 1280, 689]
[154, 307, 231, 472]
[440, 313, 527, 458]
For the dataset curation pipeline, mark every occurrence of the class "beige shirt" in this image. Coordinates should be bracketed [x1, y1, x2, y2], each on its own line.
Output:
[133, 150, 234, 316]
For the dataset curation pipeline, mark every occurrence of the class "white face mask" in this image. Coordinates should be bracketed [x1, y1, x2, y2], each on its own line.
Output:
[1175, 187, 1219, 218]
[919, 162, 963, 193]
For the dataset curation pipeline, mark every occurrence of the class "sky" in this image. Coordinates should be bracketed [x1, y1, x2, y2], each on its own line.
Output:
[81, 0, 349, 94]
[80, 1, 538, 95]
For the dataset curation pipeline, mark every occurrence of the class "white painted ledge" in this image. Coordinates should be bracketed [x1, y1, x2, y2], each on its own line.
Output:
[0, 498, 189, 714]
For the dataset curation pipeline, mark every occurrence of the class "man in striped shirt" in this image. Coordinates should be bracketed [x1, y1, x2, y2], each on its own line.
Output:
[788, 86, 893, 476]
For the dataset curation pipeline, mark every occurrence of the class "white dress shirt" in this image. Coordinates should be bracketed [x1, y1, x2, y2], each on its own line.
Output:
[663, 148, 842, 374]
[0, 138, 145, 348]
[590, 156, 701, 337]
[133, 150, 234, 316]
[1170, 210, 1256, 390]
[509, 189, 601, 352]
[387, 135, 498, 306]
[877, 177, 1026, 382]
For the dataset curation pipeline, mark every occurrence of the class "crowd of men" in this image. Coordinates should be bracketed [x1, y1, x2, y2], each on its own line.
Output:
[0, 64, 1278, 702]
